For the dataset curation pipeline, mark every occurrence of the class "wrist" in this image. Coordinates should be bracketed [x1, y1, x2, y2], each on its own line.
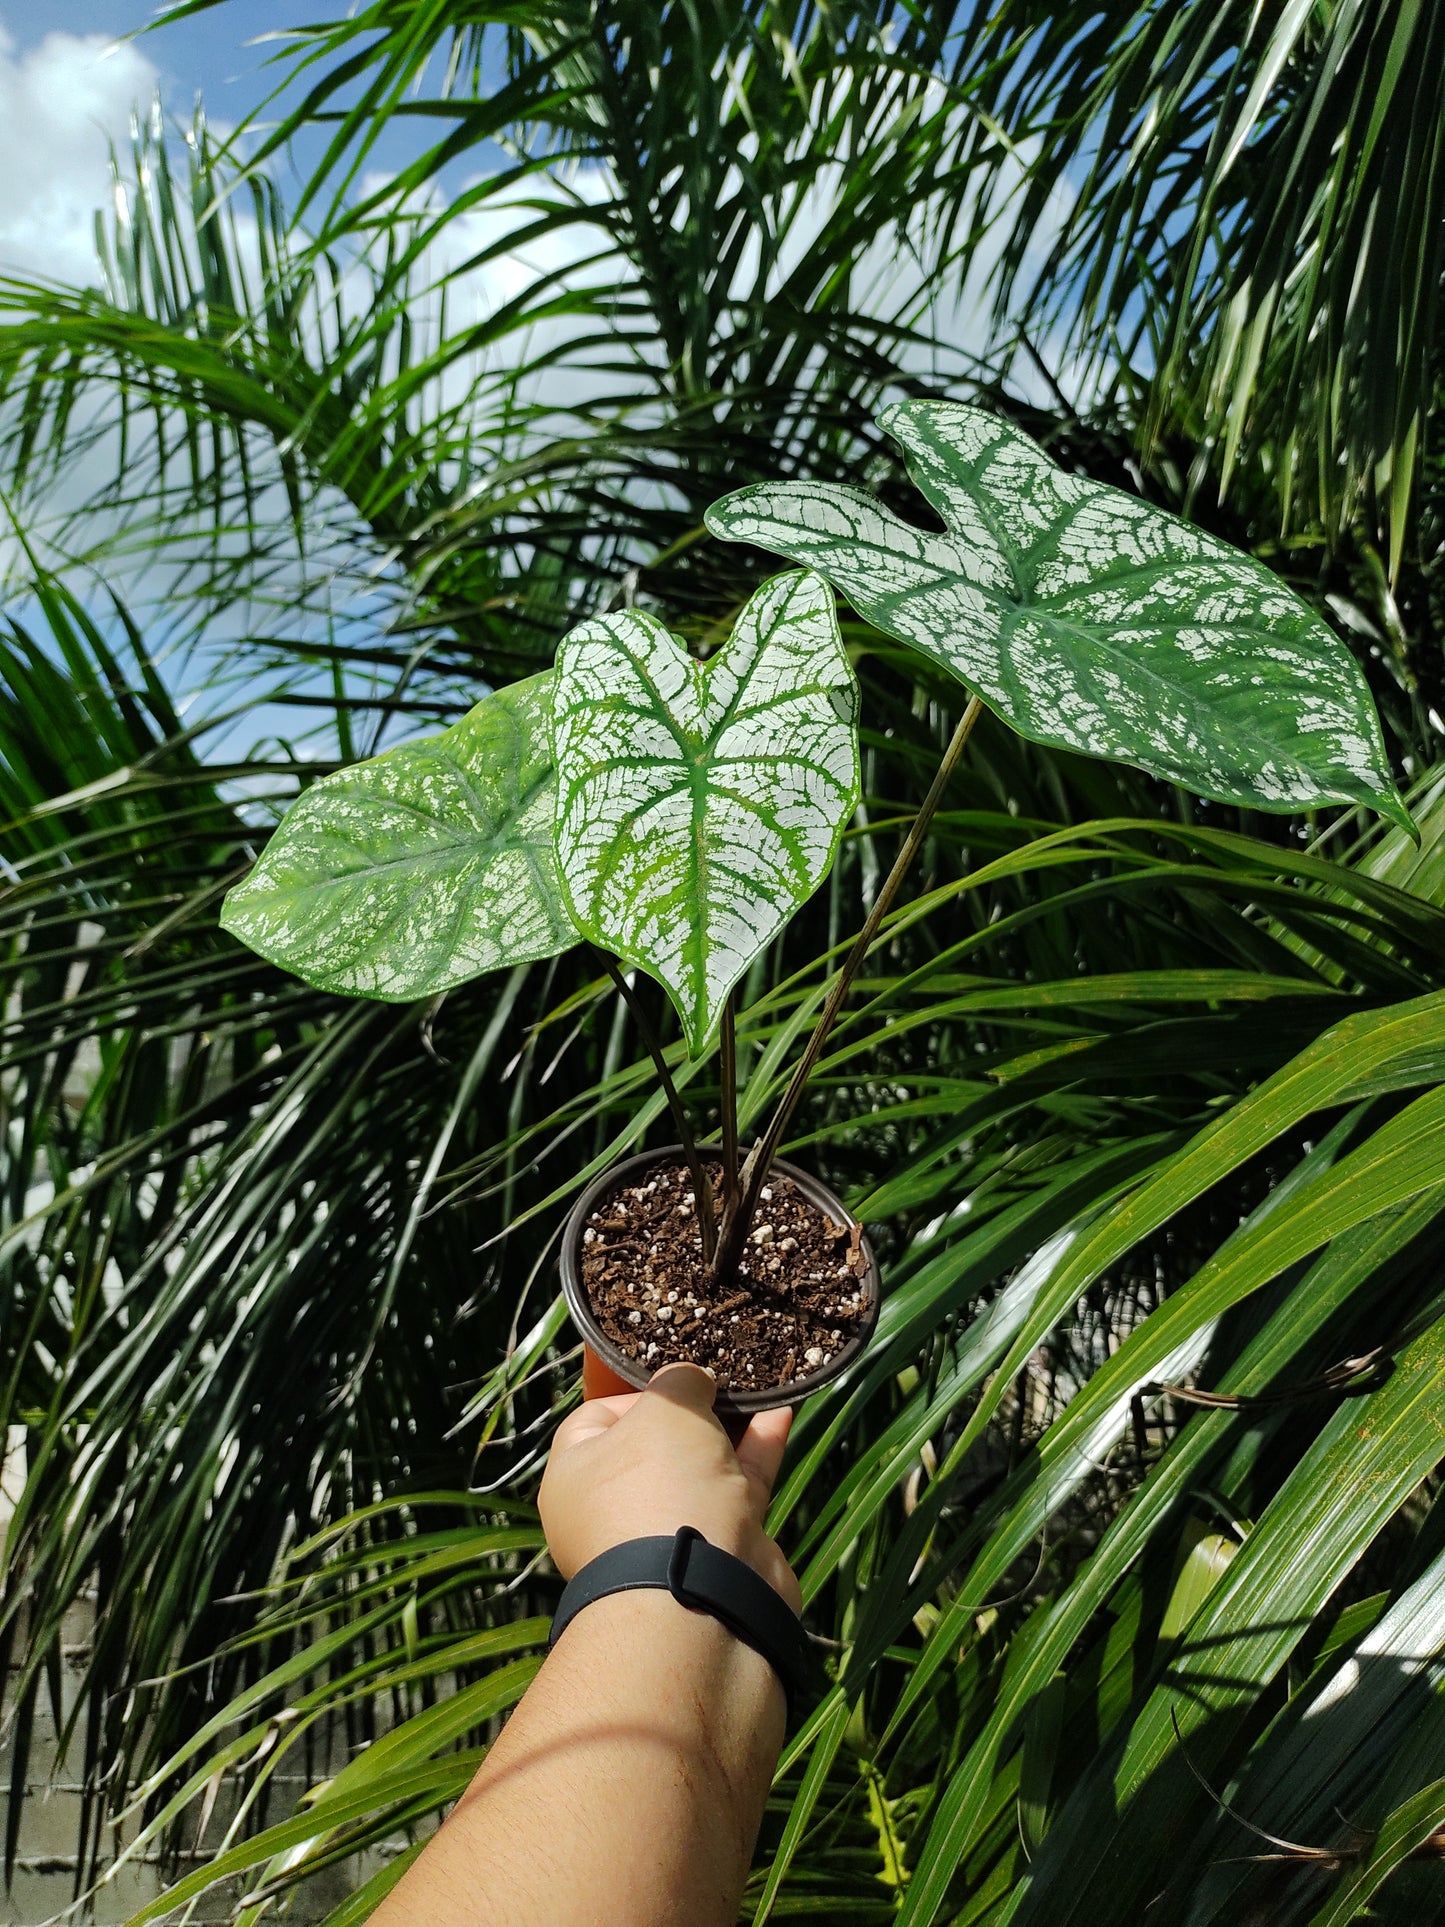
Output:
[536, 1585, 789, 1864]
[593, 1584, 788, 1692]
[550, 1527, 809, 1717]
[556, 1513, 798, 1612]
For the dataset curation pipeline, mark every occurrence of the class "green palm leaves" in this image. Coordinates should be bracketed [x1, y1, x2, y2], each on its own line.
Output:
[221, 675, 573, 999]
[707, 403, 1411, 832]
[551, 571, 859, 1053]
[222, 573, 860, 1052]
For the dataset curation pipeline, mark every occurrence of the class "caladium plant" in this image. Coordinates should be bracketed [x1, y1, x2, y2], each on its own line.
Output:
[222, 573, 857, 1038]
[222, 568, 860, 1261]
[222, 402, 1410, 1305]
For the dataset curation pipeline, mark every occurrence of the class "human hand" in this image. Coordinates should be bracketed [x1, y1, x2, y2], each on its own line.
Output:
[538, 1365, 801, 1612]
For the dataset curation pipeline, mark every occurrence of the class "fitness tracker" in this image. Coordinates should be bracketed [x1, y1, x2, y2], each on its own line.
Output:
[548, 1525, 810, 1717]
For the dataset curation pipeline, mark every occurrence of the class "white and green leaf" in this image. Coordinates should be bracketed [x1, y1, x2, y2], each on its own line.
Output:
[706, 402, 1411, 831]
[549, 569, 859, 1054]
[221, 673, 575, 999]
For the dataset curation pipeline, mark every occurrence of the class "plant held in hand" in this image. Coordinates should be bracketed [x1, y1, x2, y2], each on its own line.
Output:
[223, 568, 872, 1396]
[222, 403, 1410, 1399]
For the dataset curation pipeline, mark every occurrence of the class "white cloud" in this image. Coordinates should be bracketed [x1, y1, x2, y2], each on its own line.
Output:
[0, 23, 158, 285]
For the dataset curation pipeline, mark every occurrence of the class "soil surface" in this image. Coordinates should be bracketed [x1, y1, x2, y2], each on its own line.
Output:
[580, 1158, 871, 1392]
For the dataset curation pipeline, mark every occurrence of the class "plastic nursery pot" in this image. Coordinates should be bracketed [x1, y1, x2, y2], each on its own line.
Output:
[560, 1144, 880, 1415]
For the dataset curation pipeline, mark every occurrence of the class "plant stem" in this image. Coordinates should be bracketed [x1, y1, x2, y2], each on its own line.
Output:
[600, 952, 717, 1261]
[719, 993, 739, 1214]
[711, 695, 983, 1284]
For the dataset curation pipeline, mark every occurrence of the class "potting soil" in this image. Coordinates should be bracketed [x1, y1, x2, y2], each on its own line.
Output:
[580, 1158, 870, 1392]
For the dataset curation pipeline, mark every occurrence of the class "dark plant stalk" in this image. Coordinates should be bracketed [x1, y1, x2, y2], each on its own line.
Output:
[600, 952, 717, 1261]
[710, 696, 984, 1284]
[719, 993, 739, 1215]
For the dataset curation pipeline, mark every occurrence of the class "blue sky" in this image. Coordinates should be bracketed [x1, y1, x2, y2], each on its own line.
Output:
[14, 2, 294, 100]
[0, 5, 280, 285]
[0, 6, 425, 758]
[0, 5, 1037, 763]
[26, 2, 470, 173]
[0, 5, 463, 288]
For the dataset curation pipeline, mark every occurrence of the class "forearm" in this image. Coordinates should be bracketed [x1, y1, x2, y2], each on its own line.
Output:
[372, 1590, 786, 1927]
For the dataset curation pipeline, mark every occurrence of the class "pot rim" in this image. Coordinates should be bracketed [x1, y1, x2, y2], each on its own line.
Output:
[559, 1144, 881, 1414]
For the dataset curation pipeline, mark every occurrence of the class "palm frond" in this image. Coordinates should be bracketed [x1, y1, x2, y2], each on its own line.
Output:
[947, 0, 1445, 558]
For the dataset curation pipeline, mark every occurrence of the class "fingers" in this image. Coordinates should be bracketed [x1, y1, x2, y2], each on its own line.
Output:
[561, 1369, 791, 1528]
[551, 1392, 639, 1454]
[555, 1366, 718, 1459]
[735, 1404, 792, 1503]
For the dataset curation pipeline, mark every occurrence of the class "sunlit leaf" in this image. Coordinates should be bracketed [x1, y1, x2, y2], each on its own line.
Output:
[221, 673, 575, 999]
[707, 403, 1411, 830]
[1188, 1543, 1445, 1922]
[550, 570, 859, 1053]
[1004, 1310, 1445, 1925]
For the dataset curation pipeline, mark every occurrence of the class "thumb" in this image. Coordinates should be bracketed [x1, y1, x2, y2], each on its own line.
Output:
[641, 1362, 720, 1418]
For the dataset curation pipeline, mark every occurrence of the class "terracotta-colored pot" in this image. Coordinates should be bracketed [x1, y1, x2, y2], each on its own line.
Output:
[561, 1145, 880, 1415]
[581, 1345, 638, 1401]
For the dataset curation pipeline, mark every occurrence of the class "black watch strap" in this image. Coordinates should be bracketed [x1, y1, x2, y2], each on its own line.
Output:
[549, 1527, 809, 1717]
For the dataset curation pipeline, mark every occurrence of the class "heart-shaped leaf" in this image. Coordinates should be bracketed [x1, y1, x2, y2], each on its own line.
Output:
[706, 402, 1411, 832]
[550, 569, 859, 1054]
[221, 673, 575, 999]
